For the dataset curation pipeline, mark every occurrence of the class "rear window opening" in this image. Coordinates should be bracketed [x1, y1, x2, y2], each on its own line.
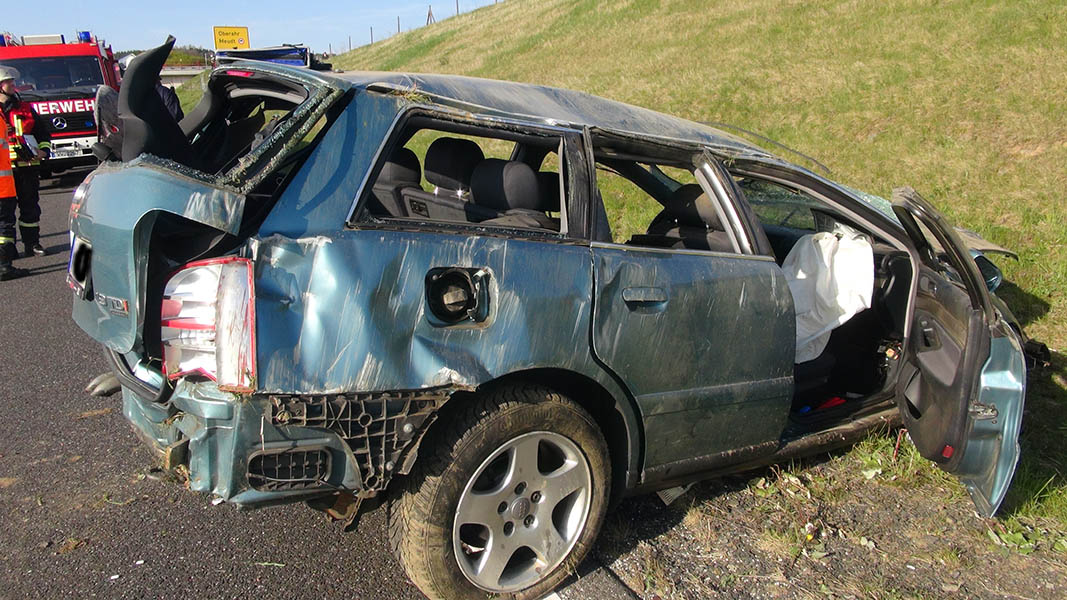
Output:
[356, 115, 571, 235]
[179, 72, 315, 175]
[115, 38, 342, 194]
[592, 155, 726, 251]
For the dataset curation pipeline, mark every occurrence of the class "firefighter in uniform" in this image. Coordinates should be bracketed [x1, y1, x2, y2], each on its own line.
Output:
[0, 90, 27, 280]
[0, 65, 50, 259]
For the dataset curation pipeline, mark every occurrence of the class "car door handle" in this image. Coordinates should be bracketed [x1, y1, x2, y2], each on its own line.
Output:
[622, 286, 668, 304]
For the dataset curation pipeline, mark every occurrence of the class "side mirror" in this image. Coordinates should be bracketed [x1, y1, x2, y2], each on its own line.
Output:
[973, 253, 1003, 292]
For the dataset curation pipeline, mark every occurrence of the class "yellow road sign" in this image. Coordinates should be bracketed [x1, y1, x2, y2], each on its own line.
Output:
[213, 26, 251, 50]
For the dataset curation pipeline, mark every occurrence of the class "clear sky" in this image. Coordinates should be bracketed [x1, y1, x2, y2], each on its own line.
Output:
[5, 1, 499, 54]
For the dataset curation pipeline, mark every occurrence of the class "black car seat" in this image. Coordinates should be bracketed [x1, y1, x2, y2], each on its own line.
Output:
[400, 137, 502, 222]
[472, 159, 559, 230]
[118, 36, 199, 168]
[368, 148, 422, 217]
[640, 183, 735, 252]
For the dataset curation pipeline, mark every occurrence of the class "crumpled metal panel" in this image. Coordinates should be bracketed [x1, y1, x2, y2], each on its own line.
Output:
[70, 161, 246, 353]
[253, 229, 602, 395]
[959, 324, 1026, 517]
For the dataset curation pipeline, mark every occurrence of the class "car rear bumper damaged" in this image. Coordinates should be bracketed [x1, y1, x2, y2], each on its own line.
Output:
[121, 382, 454, 508]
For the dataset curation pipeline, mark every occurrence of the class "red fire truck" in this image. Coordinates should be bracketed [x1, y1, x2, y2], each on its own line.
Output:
[0, 32, 121, 175]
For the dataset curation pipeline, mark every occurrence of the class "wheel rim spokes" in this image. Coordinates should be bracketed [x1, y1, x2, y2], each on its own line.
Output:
[453, 431, 592, 592]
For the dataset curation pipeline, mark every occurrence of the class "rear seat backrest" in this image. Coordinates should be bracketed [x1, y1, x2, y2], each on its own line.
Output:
[472, 159, 559, 230]
[424, 137, 484, 196]
[369, 147, 421, 217]
[401, 137, 503, 222]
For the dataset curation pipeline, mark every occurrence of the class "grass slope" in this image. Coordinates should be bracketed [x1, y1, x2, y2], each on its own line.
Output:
[331, 0, 1067, 560]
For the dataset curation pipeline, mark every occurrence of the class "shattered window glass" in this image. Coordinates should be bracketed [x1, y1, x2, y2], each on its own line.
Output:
[737, 178, 818, 231]
[838, 184, 901, 225]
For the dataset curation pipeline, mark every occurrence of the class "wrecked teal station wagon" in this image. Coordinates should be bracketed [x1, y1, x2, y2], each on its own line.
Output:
[69, 38, 1046, 599]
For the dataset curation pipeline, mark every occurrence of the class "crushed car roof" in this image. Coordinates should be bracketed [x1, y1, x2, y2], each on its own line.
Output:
[328, 70, 770, 156]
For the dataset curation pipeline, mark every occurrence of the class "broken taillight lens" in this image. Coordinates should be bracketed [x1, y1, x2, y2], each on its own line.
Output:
[161, 257, 257, 393]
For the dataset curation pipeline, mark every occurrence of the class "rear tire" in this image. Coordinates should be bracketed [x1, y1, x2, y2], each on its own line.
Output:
[388, 383, 610, 600]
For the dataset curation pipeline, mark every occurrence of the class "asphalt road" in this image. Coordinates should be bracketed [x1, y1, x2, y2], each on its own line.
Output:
[0, 175, 634, 600]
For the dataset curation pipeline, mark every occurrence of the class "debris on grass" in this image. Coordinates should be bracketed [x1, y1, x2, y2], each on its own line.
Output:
[253, 561, 286, 567]
[0, 477, 16, 488]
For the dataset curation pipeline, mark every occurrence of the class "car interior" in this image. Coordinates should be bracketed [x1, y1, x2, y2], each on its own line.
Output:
[732, 175, 913, 425]
[360, 118, 568, 234]
[117, 36, 314, 181]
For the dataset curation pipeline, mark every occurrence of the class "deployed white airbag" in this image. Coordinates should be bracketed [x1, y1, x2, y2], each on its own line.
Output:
[783, 231, 874, 363]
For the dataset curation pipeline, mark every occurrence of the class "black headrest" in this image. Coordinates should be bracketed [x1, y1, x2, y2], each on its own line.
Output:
[537, 171, 562, 212]
[425, 137, 484, 191]
[665, 183, 723, 229]
[378, 147, 421, 185]
[118, 36, 196, 167]
[471, 159, 542, 211]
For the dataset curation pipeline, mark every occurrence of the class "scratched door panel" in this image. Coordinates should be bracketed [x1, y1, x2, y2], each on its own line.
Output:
[590, 244, 794, 469]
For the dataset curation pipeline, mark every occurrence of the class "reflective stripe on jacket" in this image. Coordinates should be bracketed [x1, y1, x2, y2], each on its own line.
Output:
[0, 112, 15, 197]
[5, 101, 49, 167]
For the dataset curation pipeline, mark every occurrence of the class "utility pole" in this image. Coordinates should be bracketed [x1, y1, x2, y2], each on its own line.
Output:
[397, 16, 401, 35]
[370, 26, 374, 44]
[348, 35, 351, 51]
[456, 0, 460, 16]
[427, 5, 436, 25]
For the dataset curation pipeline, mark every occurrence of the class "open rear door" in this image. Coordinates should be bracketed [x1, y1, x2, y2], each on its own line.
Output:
[891, 187, 1026, 517]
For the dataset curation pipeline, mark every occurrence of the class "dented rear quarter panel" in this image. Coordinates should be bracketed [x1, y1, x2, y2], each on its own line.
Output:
[253, 230, 602, 394]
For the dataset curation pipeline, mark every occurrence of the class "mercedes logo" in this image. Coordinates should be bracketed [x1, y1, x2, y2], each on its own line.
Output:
[52, 117, 67, 129]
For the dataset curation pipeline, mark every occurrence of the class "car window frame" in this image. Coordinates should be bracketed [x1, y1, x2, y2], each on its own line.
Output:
[582, 131, 764, 258]
[347, 106, 590, 243]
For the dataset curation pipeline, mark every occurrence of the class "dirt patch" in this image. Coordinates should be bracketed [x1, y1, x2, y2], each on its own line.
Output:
[595, 440, 1067, 599]
[0, 477, 16, 488]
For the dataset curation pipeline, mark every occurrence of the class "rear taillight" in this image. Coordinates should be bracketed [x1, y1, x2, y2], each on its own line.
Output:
[161, 257, 256, 393]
